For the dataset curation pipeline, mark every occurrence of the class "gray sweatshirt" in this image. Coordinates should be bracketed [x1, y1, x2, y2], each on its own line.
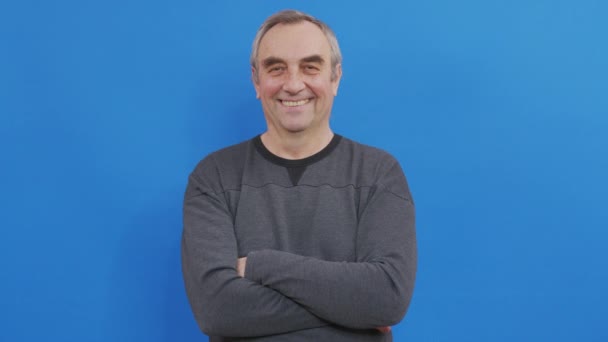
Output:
[182, 134, 416, 341]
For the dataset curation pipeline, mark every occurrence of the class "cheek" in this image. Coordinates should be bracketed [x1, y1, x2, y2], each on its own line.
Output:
[258, 79, 283, 97]
[305, 76, 333, 93]
[310, 82, 334, 100]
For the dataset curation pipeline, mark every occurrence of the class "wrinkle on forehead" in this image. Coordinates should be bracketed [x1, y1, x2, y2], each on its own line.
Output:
[257, 21, 331, 62]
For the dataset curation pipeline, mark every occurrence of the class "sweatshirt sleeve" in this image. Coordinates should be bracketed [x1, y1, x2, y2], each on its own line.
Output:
[244, 160, 417, 329]
[181, 158, 328, 337]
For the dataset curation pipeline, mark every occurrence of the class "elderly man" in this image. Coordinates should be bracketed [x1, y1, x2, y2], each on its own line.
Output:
[182, 9, 416, 341]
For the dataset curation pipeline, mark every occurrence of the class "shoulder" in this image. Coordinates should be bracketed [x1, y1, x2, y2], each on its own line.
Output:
[336, 136, 412, 200]
[208, 139, 252, 166]
[188, 138, 254, 192]
[335, 136, 402, 178]
[339, 136, 398, 165]
[192, 138, 251, 172]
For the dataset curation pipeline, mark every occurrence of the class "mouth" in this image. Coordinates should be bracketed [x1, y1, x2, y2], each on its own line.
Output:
[280, 98, 312, 107]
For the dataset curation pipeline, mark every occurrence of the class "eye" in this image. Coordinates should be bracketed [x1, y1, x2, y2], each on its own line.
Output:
[268, 66, 285, 74]
[303, 65, 320, 73]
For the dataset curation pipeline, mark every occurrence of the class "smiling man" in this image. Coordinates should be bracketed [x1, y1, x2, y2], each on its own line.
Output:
[182, 10, 417, 341]
[253, 19, 340, 158]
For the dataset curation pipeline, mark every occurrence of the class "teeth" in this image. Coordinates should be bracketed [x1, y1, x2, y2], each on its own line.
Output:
[282, 99, 310, 107]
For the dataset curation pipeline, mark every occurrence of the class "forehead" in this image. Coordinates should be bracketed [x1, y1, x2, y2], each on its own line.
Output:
[258, 21, 331, 61]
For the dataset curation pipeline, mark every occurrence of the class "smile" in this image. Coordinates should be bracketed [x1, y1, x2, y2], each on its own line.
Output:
[281, 99, 311, 107]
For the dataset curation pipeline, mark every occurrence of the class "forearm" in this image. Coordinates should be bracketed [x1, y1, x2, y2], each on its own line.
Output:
[182, 172, 328, 337]
[244, 191, 416, 329]
[244, 249, 414, 329]
[182, 232, 328, 337]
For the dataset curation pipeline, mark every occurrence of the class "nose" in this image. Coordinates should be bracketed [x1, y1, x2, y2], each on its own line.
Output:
[282, 70, 305, 94]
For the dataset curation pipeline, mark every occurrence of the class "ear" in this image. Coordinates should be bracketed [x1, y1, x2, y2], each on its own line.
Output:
[332, 63, 342, 96]
[251, 66, 260, 99]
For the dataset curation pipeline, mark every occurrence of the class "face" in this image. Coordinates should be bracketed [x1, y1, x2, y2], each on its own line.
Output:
[253, 21, 342, 136]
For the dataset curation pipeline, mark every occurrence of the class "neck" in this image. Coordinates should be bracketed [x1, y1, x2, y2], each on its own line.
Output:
[261, 128, 334, 160]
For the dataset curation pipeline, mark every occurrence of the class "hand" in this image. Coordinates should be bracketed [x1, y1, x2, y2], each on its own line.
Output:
[376, 326, 391, 333]
[237, 257, 247, 277]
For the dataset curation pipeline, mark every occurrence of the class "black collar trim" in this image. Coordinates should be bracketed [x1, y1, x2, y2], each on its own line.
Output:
[253, 134, 342, 168]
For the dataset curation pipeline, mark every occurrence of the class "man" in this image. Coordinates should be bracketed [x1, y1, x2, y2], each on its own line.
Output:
[182, 9, 416, 341]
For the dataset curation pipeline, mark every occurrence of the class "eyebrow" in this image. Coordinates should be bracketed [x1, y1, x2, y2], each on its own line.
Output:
[301, 55, 325, 65]
[261, 55, 326, 68]
[262, 57, 285, 68]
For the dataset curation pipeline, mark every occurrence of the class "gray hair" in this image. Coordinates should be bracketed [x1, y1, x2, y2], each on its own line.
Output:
[250, 10, 342, 82]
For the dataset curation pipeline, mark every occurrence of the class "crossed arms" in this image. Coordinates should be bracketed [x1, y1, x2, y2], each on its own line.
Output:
[181, 158, 416, 337]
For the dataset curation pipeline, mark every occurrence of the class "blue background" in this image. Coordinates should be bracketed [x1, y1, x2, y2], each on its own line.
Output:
[1, 0, 607, 341]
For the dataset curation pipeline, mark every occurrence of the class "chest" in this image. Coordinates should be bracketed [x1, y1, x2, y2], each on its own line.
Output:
[230, 185, 363, 261]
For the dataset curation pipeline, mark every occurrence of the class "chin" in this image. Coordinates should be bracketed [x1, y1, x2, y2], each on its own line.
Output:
[283, 126, 309, 134]
[280, 120, 313, 133]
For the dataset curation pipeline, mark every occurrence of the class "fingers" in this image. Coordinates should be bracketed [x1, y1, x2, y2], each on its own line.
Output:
[376, 326, 391, 333]
[236, 257, 247, 277]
